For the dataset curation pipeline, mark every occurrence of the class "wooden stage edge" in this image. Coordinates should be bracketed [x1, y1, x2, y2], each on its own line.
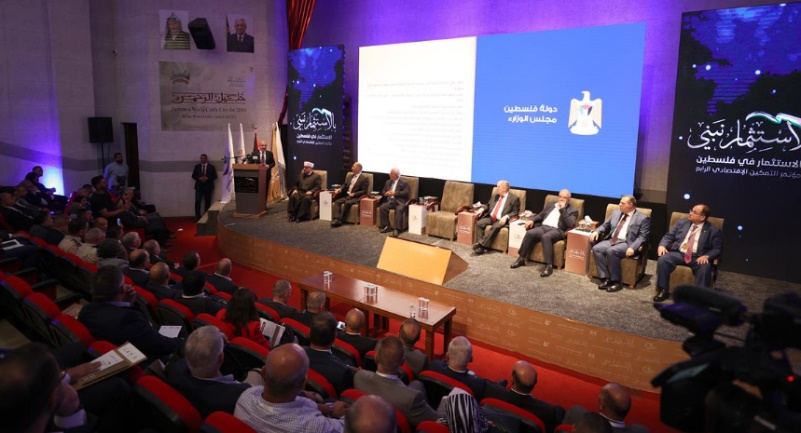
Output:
[217, 222, 687, 392]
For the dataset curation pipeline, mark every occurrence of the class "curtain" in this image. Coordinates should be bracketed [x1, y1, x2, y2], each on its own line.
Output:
[278, 0, 317, 124]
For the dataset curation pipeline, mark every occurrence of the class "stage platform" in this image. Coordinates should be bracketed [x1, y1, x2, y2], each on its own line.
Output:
[216, 201, 800, 391]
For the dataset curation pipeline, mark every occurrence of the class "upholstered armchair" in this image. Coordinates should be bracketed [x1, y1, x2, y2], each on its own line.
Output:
[388, 176, 419, 230]
[484, 187, 526, 253]
[588, 204, 652, 288]
[667, 212, 724, 293]
[341, 172, 374, 224]
[527, 195, 585, 268]
[425, 181, 474, 240]
[308, 170, 327, 220]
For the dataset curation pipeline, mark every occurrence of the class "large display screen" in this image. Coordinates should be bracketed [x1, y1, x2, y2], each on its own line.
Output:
[358, 23, 646, 198]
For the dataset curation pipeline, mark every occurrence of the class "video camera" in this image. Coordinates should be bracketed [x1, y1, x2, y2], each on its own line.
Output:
[652, 285, 801, 433]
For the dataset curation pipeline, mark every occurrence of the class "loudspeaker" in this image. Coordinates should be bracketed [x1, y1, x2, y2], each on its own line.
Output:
[188, 18, 216, 49]
[88, 117, 113, 143]
[377, 237, 468, 285]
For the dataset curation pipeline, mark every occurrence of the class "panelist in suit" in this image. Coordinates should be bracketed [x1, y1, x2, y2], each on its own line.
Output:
[250, 140, 275, 205]
[471, 180, 520, 256]
[227, 18, 255, 53]
[511, 189, 578, 277]
[589, 195, 651, 293]
[378, 168, 411, 238]
[330, 162, 370, 227]
[653, 204, 722, 303]
[192, 154, 217, 221]
[287, 161, 322, 222]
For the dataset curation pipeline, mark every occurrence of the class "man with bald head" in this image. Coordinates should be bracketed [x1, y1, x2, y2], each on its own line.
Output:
[146, 262, 179, 300]
[399, 318, 429, 377]
[354, 336, 438, 428]
[378, 168, 410, 237]
[337, 308, 377, 359]
[206, 258, 239, 295]
[345, 395, 396, 433]
[484, 361, 565, 433]
[510, 189, 578, 277]
[562, 382, 649, 433]
[235, 343, 348, 432]
[124, 249, 150, 287]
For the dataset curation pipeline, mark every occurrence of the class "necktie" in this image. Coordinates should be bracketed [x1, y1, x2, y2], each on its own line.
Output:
[238, 36, 243, 44]
[490, 196, 504, 222]
[684, 226, 698, 264]
[260, 152, 264, 164]
[202, 164, 206, 176]
[610, 213, 628, 245]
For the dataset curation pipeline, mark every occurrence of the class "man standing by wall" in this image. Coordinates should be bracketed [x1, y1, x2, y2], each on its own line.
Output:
[192, 154, 217, 221]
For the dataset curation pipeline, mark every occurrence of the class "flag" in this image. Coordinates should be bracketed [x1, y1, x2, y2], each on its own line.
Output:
[239, 123, 247, 162]
[252, 128, 259, 153]
[221, 123, 235, 203]
[268, 121, 287, 203]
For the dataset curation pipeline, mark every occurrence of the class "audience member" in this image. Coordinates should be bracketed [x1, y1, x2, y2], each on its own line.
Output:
[121, 231, 142, 254]
[143, 239, 175, 269]
[119, 188, 171, 245]
[305, 311, 356, 396]
[221, 288, 269, 348]
[146, 262, 180, 300]
[443, 388, 504, 433]
[97, 239, 129, 269]
[0, 186, 35, 231]
[259, 279, 299, 318]
[75, 227, 105, 264]
[344, 395, 396, 433]
[337, 309, 377, 360]
[174, 250, 201, 277]
[431, 336, 500, 401]
[0, 228, 40, 268]
[79, 265, 181, 361]
[234, 343, 348, 432]
[574, 412, 614, 433]
[177, 270, 223, 316]
[58, 218, 87, 254]
[354, 336, 438, 428]
[29, 211, 64, 245]
[562, 383, 650, 433]
[399, 318, 429, 377]
[89, 175, 128, 224]
[206, 258, 238, 294]
[94, 217, 109, 233]
[124, 249, 151, 287]
[106, 225, 123, 242]
[165, 326, 251, 417]
[293, 290, 326, 327]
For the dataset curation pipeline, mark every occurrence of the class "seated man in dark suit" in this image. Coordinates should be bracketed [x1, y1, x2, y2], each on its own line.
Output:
[653, 203, 722, 303]
[430, 336, 502, 401]
[337, 308, 377, 360]
[142, 239, 176, 269]
[165, 326, 251, 417]
[79, 265, 181, 361]
[206, 258, 239, 295]
[176, 270, 224, 316]
[292, 290, 326, 327]
[377, 168, 411, 238]
[304, 311, 356, 396]
[0, 229, 40, 269]
[123, 249, 150, 287]
[0, 186, 35, 232]
[330, 162, 369, 228]
[173, 250, 201, 277]
[29, 211, 65, 246]
[471, 180, 520, 256]
[259, 279, 299, 318]
[399, 318, 429, 378]
[484, 361, 565, 433]
[562, 383, 650, 433]
[146, 262, 180, 301]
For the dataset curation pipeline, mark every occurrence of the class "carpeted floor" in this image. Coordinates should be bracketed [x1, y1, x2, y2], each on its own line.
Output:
[216, 201, 801, 343]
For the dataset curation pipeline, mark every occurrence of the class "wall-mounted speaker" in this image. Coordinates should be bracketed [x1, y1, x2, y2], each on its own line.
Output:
[188, 18, 216, 49]
[88, 117, 113, 143]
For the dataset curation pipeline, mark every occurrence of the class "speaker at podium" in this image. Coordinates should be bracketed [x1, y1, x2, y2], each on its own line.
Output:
[377, 237, 468, 285]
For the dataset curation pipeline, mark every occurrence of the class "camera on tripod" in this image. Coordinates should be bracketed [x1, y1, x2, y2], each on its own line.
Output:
[651, 285, 801, 433]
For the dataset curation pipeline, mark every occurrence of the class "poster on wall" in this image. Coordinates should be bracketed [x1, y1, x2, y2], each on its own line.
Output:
[159, 62, 255, 131]
[667, 2, 801, 282]
[226, 14, 255, 53]
[287, 45, 345, 184]
[159, 10, 191, 50]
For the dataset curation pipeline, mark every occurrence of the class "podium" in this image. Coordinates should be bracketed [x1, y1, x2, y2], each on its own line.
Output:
[456, 211, 478, 245]
[319, 191, 333, 221]
[232, 164, 267, 217]
[565, 230, 592, 275]
[360, 196, 380, 227]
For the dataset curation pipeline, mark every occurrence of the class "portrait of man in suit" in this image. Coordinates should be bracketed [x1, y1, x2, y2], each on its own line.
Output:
[227, 16, 254, 53]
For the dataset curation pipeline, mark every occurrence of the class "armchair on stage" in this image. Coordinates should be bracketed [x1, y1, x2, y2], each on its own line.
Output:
[341, 172, 374, 224]
[588, 203, 653, 288]
[527, 194, 585, 268]
[309, 170, 328, 220]
[667, 211, 724, 293]
[426, 181, 475, 240]
[387, 176, 419, 230]
[484, 187, 527, 253]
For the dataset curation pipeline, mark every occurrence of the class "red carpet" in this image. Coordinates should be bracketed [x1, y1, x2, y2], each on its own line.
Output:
[165, 217, 674, 433]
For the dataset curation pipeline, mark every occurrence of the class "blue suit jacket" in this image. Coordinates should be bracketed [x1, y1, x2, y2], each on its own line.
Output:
[596, 209, 651, 253]
[659, 219, 722, 260]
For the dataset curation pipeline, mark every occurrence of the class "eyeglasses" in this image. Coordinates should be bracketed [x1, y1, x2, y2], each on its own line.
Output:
[689, 209, 701, 215]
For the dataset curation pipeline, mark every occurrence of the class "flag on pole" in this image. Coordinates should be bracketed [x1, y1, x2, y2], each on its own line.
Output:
[221, 123, 235, 203]
[239, 123, 247, 162]
[268, 121, 287, 203]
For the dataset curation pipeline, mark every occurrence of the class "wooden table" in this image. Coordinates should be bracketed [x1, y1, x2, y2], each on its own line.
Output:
[298, 273, 456, 359]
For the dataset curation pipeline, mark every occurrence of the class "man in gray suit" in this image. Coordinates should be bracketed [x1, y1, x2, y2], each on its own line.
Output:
[354, 336, 439, 429]
[562, 383, 650, 433]
[471, 180, 520, 256]
[590, 195, 651, 293]
[399, 319, 429, 378]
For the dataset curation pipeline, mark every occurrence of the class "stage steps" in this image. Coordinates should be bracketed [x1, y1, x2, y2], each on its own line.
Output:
[196, 201, 225, 236]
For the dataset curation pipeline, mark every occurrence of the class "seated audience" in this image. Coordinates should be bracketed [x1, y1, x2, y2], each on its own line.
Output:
[206, 258, 239, 294]
[105, 224, 123, 242]
[94, 217, 109, 233]
[562, 383, 650, 433]
[484, 360, 565, 433]
[79, 265, 181, 361]
[121, 231, 142, 254]
[234, 343, 348, 432]
[220, 287, 269, 348]
[97, 238, 129, 269]
[174, 250, 201, 277]
[305, 311, 356, 396]
[574, 412, 613, 433]
[176, 270, 224, 316]
[431, 336, 501, 401]
[29, 211, 65, 245]
[399, 318, 429, 378]
[259, 279, 299, 318]
[354, 336, 438, 428]
[145, 262, 180, 300]
[75, 227, 105, 264]
[118, 188, 171, 245]
[337, 308, 377, 360]
[0, 186, 35, 231]
[143, 239, 175, 269]
[0, 229, 40, 268]
[88, 175, 128, 225]
[293, 290, 326, 327]
[165, 326, 251, 417]
[19, 178, 50, 209]
[124, 249, 151, 287]
[31, 165, 68, 207]
[58, 218, 87, 254]
[344, 395, 396, 433]
[443, 388, 508, 433]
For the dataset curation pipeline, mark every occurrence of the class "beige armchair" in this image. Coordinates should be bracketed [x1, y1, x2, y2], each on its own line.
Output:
[308, 170, 327, 220]
[341, 172, 374, 224]
[667, 212, 724, 293]
[388, 176, 419, 230]
[527, 195, 585, 268]
[588, 204, 652, 288]
[425, 181, 474, 240]
[483, 187, 526, 253]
